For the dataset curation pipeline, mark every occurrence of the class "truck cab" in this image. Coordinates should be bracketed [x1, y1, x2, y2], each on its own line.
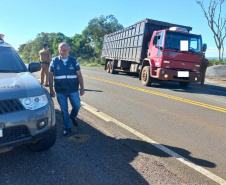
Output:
[143, 27, 207, 86]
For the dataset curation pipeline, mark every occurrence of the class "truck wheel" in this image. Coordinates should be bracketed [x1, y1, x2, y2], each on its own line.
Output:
[110, 63, 118, 74]
[106, 62, 111, 73]
[179, 82, 190, 87]
[141, 66, 152, 86]
[27, 125, 56, 152]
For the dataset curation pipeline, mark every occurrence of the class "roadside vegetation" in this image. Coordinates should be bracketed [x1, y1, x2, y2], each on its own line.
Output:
[208, 58, 226, 66]
[196, 0, 226, 61]
[18, 13, 225, 67]
[18, 15, 123, 66]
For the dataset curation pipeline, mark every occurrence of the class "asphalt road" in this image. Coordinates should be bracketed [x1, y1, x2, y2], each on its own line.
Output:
[0, 66, 225, 185]
[80, 66, 226, 184]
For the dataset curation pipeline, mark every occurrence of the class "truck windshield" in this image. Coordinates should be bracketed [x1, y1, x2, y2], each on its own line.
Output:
[0, 47, 25, 72]
[165, 31, 202, 53]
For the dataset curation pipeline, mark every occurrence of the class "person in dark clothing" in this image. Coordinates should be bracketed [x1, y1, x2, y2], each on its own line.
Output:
[49, 43, 85, 135]
[200, 58, 209, 85]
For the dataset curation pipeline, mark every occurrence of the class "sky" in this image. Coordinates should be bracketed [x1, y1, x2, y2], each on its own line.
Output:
[1, 0, 225, 57]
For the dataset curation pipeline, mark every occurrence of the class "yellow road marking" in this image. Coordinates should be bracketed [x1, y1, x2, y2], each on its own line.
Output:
[83, 75, 226, 113]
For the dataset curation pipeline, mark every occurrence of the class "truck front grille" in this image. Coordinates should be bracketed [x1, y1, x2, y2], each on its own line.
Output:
[0, 125, 30, 144]
[0, 99, 24, 114]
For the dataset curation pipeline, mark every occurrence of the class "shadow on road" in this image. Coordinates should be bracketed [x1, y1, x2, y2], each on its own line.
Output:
[84, 89, 103, 92]
[118, 138, 216, 168]
[117, 72, 226, 97]
[0, 109, 216, 185]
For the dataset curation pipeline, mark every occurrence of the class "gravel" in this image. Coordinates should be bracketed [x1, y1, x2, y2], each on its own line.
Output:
[206, 65, 226, 77]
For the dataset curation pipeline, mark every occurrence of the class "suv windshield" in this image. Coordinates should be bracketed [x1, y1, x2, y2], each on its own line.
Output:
[0, 47, 25, 72]
[165, 31, 202, 53]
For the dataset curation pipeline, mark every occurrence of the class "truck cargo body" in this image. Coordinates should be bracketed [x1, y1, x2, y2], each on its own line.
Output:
[102, 19, 192, 63]
[101, 18, 206, 87]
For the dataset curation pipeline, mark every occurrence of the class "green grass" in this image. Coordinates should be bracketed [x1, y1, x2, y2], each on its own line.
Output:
[208, 59, 226, 66]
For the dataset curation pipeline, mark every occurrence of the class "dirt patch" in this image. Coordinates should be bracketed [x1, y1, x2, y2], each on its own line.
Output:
[205, 76, 226, 85]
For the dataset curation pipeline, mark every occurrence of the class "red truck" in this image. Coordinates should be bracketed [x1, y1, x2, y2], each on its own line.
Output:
[101, 19, 207, 87]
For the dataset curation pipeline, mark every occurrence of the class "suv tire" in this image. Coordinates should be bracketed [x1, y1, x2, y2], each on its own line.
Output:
[27, 125, 56, 152]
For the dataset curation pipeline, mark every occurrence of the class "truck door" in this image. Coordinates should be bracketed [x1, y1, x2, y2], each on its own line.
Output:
[150, 31, 164, 67]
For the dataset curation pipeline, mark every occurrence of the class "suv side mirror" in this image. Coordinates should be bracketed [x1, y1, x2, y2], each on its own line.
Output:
[28, 62, 41, 73]
[202, 43, 207, 52]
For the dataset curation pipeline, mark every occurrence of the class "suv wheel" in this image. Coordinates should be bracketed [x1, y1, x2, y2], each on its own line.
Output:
[27, 125, 56, 152]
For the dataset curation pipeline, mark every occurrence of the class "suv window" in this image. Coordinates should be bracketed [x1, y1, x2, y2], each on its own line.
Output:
[0, 47, 26, 72]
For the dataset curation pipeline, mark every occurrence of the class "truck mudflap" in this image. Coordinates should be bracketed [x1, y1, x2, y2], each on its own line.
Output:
[154, 68, 201, 82]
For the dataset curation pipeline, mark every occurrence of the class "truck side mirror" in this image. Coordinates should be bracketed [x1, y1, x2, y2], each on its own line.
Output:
[202, 43, 207, 52]
[153, 36, 158, 46]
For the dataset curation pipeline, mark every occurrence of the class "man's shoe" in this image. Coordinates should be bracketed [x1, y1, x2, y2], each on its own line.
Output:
[70, 118, 78, 127]
[63, 128, 71, 135]
[45, 84, 49, 87]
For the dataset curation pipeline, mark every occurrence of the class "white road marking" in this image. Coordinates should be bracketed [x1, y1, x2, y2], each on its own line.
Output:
[81, 101, 226, 185]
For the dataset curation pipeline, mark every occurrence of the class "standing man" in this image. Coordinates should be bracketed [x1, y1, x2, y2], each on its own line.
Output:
[200, 58, 209, 85]
[39, 43, 52, 86]
[49, 42, 85, 135]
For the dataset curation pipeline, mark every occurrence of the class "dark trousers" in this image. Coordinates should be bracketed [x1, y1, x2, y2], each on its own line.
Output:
[200, 67, 207, 85]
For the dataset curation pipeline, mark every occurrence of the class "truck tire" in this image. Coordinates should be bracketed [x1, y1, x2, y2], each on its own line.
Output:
[110, 63, 118, 74]
[106, 62, 111, 73]
[27, 125, 56, 152]
[141, 66, 152, 86]
[179, 82, 190, 87]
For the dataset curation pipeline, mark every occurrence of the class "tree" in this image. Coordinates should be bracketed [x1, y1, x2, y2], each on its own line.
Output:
[18, 32, 66, 63]
[18, 44, 26, 55]
[22, 41, 35, 63]
[196, 0, 226, 60]
[30, 32, 51, 60]
[70, 34, 94, 59]
[82, 15, 123, 56]
[17, 15, 123, 64]
[51, 32, 66, 56]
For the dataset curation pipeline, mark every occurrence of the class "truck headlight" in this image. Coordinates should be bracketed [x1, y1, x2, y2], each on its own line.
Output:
[19, 95, 48, 110]
[163, 61, 170, 64]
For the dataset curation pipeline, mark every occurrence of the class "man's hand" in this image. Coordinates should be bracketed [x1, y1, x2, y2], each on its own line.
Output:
[77, 70, 85, 96]
[49, 72, 55, 97]
[50, 90, 56, 97]
[80, 88, 85, 96]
